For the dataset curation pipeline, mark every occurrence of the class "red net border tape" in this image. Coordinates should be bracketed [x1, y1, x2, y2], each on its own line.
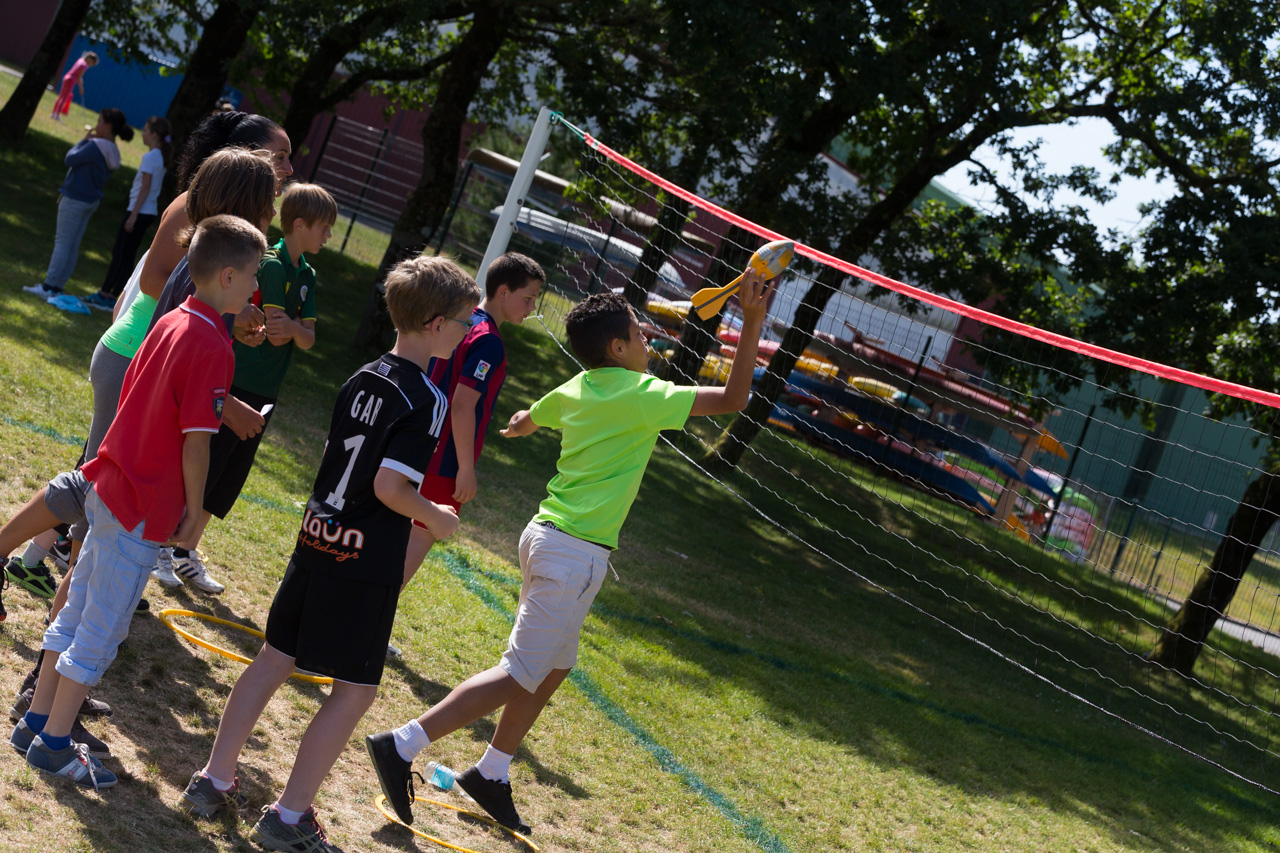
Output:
[583, 133, 1280, 411]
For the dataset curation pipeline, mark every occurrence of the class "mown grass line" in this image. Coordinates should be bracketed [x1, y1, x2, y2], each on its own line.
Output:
[440, 550, 796, 853]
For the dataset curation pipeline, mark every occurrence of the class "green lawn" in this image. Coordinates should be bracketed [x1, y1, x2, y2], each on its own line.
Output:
[1, 77, 1278, 853]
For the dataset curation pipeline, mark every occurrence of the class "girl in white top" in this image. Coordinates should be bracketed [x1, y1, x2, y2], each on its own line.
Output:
[81, 116, 172, 311]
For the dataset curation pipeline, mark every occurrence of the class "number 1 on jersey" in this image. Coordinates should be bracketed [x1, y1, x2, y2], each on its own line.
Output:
[324, 434, 365, 510]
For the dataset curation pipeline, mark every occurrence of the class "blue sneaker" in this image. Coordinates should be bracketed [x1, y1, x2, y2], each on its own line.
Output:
[26, 734, 117, 790]
[13, 719, 111, 759]
[79, 292, 117, 312]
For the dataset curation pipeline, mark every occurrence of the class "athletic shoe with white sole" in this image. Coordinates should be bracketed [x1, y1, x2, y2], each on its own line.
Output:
[250, 805, 344, 852]
[151, 547, 182, 588]
[455, 765, 531, 835]
[11, 717, 110, 759]
[5, 556, 57, 598]
[25, 735, 117, 790]
[21, 283, 60, 300]
[172, 549, 224, 594]
[50, 537, 72, 572]
[79, 292, 117, 312]
[180, 770, 248, 817]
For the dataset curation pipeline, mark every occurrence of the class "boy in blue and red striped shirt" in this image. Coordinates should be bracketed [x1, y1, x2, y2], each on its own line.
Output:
[400, 252, 544, 583]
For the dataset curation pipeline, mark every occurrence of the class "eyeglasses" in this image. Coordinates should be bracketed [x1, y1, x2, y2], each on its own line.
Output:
[431, 314, 476, 329]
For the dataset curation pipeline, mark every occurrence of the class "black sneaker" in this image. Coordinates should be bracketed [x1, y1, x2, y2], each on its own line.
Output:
[69, 716, 110, 759]
[455, 765, 531, 835]
[365, 731, 420, 825]
[4, 557, 56, 599]
[10, 688, 112, 723]
[49, 537, 72, 572]
[0, 566, 7, 621]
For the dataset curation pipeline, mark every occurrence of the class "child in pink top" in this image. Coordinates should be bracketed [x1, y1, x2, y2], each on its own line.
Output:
[51, 51, 98, 121]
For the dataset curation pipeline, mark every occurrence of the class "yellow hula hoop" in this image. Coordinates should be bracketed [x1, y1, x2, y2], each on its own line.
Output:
[157, 608, 333, 685]
[375, 794, 540, 853]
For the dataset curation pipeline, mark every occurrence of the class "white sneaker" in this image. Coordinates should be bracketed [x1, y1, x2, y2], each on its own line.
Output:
[151, 547, 181, 588]
[172, 549, 224, 594]
[22, 283, 58, 300]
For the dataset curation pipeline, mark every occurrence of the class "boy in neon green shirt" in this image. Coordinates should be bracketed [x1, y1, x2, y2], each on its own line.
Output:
[366, 269, 773, 833]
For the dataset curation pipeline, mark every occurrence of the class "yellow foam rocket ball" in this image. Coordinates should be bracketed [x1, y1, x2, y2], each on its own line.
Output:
[749, 239, 795, 280]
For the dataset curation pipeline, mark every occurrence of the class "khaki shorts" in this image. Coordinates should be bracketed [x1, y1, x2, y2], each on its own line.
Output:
[500, 521, 610, 692]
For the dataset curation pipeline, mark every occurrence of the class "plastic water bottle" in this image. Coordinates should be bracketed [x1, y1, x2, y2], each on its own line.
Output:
[425, 761, 455, 791]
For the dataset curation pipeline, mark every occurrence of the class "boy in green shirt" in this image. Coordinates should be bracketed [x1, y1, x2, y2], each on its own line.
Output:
[366, 269, 772, 834]
[153, 182, 337, 593]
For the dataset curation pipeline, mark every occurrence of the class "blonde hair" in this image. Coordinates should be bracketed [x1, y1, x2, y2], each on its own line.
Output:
[383, 256, 480, 334]
[187, 214, 267, 286]
[280, 182, 338, 234]
[178, 148, 276, 248]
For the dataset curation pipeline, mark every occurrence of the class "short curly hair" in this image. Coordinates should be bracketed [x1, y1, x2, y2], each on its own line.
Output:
[565, 292, 634, 368]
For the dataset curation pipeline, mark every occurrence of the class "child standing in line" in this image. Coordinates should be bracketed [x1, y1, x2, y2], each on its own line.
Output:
[8, 216, 267, 790]
[24, 108, 134, 301]
[366, 272, 772, 834]
[82, 116, 173, 311]
[401, 252, 545, 583]
[180, 257, 479, 853]
[50, 50, 98, 121]
[153, 182, 337, 594]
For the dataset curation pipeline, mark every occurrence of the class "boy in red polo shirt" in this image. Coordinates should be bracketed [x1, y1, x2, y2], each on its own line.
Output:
[9, 215, 266, 789]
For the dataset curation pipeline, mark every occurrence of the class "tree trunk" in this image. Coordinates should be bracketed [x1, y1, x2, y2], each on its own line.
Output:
[161, 0, 265, 203]
[623, 196, 692, 311]
[0, 0, 92, 145]
[659, 225, 754, 384]
[1148, 464, 1280, 675]
[357, 1, 513, 350]
[622, 144, 708, 310]
[703, 263, 843, 474]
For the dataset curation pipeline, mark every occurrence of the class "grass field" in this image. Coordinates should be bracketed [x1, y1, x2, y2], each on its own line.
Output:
[2, 79, 1280, 853]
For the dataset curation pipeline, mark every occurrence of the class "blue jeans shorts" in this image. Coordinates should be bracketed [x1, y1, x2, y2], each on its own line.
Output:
[43, 486, 159, 686]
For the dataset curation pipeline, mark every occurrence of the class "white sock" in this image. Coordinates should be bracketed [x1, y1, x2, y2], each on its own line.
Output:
[475, 744, 514, 782]
[274, 802, 306, 825]
[202, 769, 234, 792]
[20, 542, 49, 566]
[393, 719, 431, 763]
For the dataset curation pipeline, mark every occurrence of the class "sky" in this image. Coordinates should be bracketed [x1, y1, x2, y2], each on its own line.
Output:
[936, 117, 1177, 241]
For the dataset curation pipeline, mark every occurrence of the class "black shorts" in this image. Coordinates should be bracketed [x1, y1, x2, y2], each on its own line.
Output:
[204, 387, 275, 518]
[264, 557, 400, 686]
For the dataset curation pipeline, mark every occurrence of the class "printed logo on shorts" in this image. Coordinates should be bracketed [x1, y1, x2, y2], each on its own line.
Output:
[213, 388, 226, 421]
[474, 360, 491, 381]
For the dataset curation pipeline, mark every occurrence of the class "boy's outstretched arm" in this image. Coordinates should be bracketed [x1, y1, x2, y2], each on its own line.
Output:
[689, 270, 773, 417]
[500, 409, 539, 438]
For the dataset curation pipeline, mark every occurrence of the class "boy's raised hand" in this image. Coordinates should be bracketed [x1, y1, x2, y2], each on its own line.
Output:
[737, 268, 772, 328]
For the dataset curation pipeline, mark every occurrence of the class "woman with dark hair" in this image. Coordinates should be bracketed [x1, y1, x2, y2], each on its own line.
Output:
[137, 111, 292, 315]
[23, 108, 134, 301]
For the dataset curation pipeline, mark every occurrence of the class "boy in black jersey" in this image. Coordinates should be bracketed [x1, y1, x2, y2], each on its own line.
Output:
[181, 256, 480, 853]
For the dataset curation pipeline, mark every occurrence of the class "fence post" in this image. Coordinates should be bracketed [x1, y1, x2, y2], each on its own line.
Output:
[477, 106, 556, 290]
